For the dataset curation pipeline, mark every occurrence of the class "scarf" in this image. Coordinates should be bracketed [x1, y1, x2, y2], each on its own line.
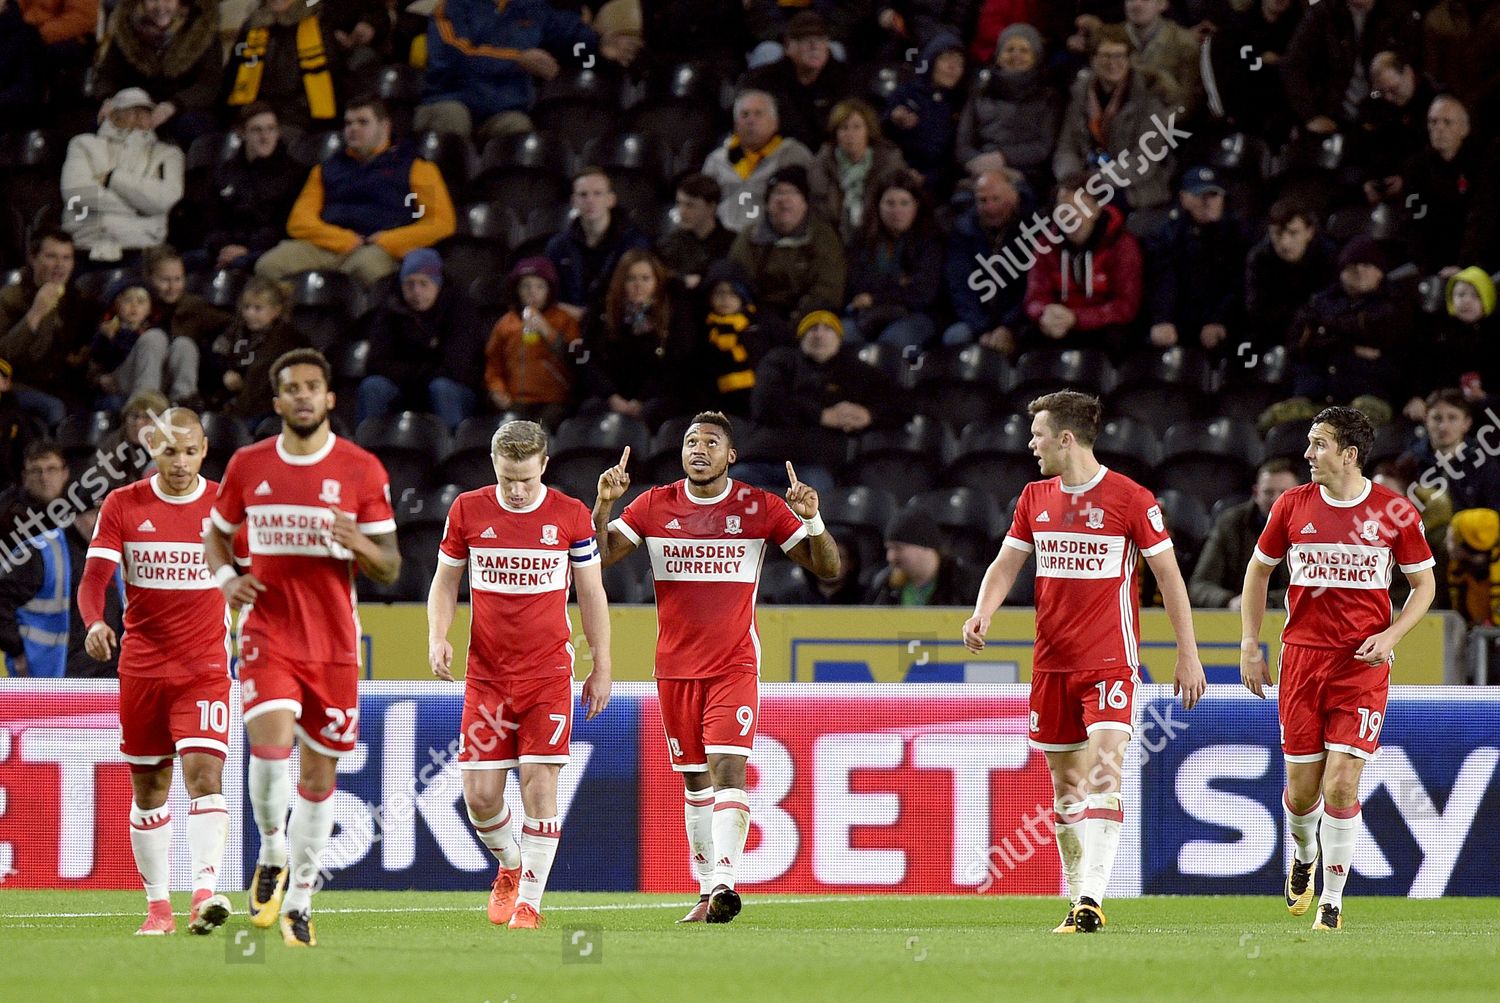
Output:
[726, 134, 784, 181]
[835, 147, 874, 233]
[227, 15, 336, 120]
[1086, 73, 1129, 150]
[707, 312, 756, 393]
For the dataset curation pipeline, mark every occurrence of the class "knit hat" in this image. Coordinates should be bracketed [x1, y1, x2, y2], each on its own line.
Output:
[104, 272, 149, 305]
[922, 29, 966, 66]
[1338, 235, 1386, 272]
[885, 508, 944, 551]
[785, 10, 831, 40]
[766, 163, 811, 202]
[796, 309, 842, 339]
[1447, 266, 1497, 318]
[997, 23, 1044, 62]
[508, 255, 558, 290]
[1452, 507, 1500, 552]
[399, 247, 444, 286]
[703, 260, 755, 308]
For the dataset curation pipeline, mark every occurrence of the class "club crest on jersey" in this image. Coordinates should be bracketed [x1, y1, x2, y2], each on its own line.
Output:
[318, 479, 342, 505]
[725, 515, 742, 535]
[541, 524, 558, 546]
[1360, 519, 1381, 542]
[1086, 506, 1105, 530]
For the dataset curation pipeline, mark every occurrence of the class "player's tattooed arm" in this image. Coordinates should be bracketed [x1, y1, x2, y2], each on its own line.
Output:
[593, 446, 639, 568]
[784, 461, 841, 580]
[354, 529, 402, 585]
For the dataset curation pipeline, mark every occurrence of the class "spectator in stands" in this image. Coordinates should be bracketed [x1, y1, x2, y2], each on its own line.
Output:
[703, 90, 814, 233]
[14, 0, 96, 52]
[697, 260, 771, 417]
[143, 245, 229, 369]
[1404, 268, 1499, 418]
[0, 360, 34, 490]
[416, 0, 640, 142]
[580, 249, 698, 429]
[256, 96, 456, 286]
[0, 0, 46, 115]
[0, 440, 69, 542]
[200, 103, 301, 273]
[882, 30, 966, 190]
[0, 230, 98, 426]
[1243, 197, 1337, 352]
[654, 174, 737, 292]
[93, 0, 223, 146]
[808, 98, 908, 243]
[744, 0, 858, 67]
[1111, 0, 1202, 114]
[1189, 457, 1298, 609]
[0, 498, 122, 678]
[1145, 166, 1248, 354]
[484, 256, 582, 431]
[865, 508, 981, 606]
[955, 23, 1061, 194]
[741, 12, 852, 151]
[1288, 234, 1405, 404]
[942, 168, 1028, 352]
[1358, 51, 1439, 201]
[1445, 507, 1500, 627]
[1204, 0, 1301, 140]
[92, 389, 168, 490]
[60, 90, 186, 267]
[1281, 0, 1422, 136]
[749, 309, 906, 494]
[323, 0, 389, 84]
[877, 2, 980, 55]
[1053, 26, 1176, 210]
[844, 168, 943, 350]
[1423, 0, 1500, 111]
[90, 274, 196, 405]
[777, 535, 863, 603]
[1401, 388, 1500, 513]
[1400, 95, 1480, 274]
[545, 167, 651, 320]
[359, 248, 485, 430]
[222, 0, 340, 133]
[729, 164, 847, 327]
[1022, 171, 1144, 355]
[205, 275, 307, 423]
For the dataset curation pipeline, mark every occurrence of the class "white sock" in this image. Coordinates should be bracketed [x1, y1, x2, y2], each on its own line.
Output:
[248, 747, 291, 868]
[685, 787, 716, 896]
[1053, 799, 1086, 902]
[187, 794, 229, 895]
[1284, 789, 1324, 865]
[281, 786, 335, 915]
[710, 789, 751, 891]
[129, 802, 172, 904]
[1078, 792, 1124, 905]
[1319, 803, 1361, 909]
[517, 817, 561, 911]
[468, 804, 521, 869]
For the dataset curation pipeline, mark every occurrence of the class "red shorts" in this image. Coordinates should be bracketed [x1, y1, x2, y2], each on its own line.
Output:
[458, 673, 573, 769]
[1028, 666, 1138, 751]
[1278, 643, 1389, 762]
[656, 673, 759, 772]
[119, 673, 233, 766]
[240, 657, 360, 758]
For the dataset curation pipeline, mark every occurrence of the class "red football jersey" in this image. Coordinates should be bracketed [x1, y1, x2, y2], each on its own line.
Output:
[1002, 466, 1172, 674]
[438, 484, 599, 680]
[1254, 480, 1434, 651]
[210, 434, 395, 664]
[86, 474, 230, 679]
[613, 479, 807, 679]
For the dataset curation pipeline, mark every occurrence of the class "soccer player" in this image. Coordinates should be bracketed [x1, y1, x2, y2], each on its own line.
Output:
[426, 420, 613, 929]
[79, 408, 234, 936]
[593, 411, 840, 923]
[1240, 407, 1434, 931]
[963, 391, 1206, 934]
[202, 348, 400, 948]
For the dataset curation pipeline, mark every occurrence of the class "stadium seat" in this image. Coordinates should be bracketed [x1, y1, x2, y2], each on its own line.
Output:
[475, 133, 571, 207]
[1327, 201, 1404, 245]
[357, 411, 452, 496]
[941, 414, 1041, 504]
[395, 482, 463, 528]
[846, 415, 955, 504]
[1106, 347, 1211, 428]
[0, 130, 65, 256]
[1217, 345, 1293, 424]
[1157, 418, 1263, 509]
[1417, 274, 1447, 315]
[438, 414, 519, 491]
[584, 132, 675, 193]
[56, 410, 118, 462]
[186, 268, 249, 310]
[198, 412, 251, 481]
[855, 343, 925, 390]
[2, 268, 23, 288]
[375, 64, 422, 106]
[646, 416, 694, 485]
[1155, 489, 1213, 567]
[330, 338, 371, 430]
[286, 269, 365, 317]
[360, 543, 434, 603]
[546, 413, 650, 500]
[1369, 421, 1415, 468]
[415, 130, 478, 198]
[185, 131, 243, 174]
[1263, 420, 1311, 463]
[909, 487, 1003, 566]
[1008, 349, 1116, 410]
[1207, 132, 1271, 179]
[1093, 416, 1163, 487]
[821, 484, 899, 578]
[442, 201, 514, 292]
[1273, 130, 1347, 176]
[287, 130, 344, 167]
[536, 66, 624, 113]
[913, 345, 1010, 428]
[851, 61, 915, 105]
[758, 560, 810, 604]
[627, 100, 721, 177]
[73, 267, 139, 305]
[509, 204, 575, 258]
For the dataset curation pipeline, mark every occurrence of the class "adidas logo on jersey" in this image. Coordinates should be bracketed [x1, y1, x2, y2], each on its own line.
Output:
[1035, 511, 1051, 522]
[137, 519, 156, 532]
[480, 527, 497, 539]
[665, 518, 682, 530]
[1300, 522, 1317, 534]
[254, 481, 273, 496]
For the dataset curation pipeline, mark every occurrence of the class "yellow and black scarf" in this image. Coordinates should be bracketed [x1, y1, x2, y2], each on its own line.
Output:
[227, 16, 335, 120]
[725, 135, 784, 181]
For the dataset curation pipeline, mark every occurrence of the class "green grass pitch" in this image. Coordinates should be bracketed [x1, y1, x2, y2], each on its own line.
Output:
[2, 891, 1497, 1002]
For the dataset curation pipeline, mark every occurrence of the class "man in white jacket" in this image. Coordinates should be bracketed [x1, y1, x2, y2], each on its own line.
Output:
[60, 88, 185, 265]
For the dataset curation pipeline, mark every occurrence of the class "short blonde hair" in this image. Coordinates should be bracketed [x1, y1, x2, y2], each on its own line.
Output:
[491, 420, 548, 462]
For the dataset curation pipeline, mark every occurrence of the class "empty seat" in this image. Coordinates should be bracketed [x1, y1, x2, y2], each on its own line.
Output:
[1093, 417, 1163, 487]
[1107, 347, 1211, 427]
[1157, 418, 1263, 509]
[546, 413, 650, 498]
[941, 414, 1040, 505]
[56, 410, 118, 460]
[758, 560, 810, 605]
[645, 416, 695, 485]
[846, 416, 955, 504]
[821, 484, 899, 577]
[187, 268, 249, 310]
[1263, 419, 1311, 463]
[199, 412, 251, 481]
[287, 130, 343, 167]
[1008, 348, 1116, 408]
[909, 487, 1004, 565]
[855, 343, 924, 390]
[286, 269, 365, 317]
[1218, 345, 1293, 423]
[415, 129, 478, 197]
[396, 483, 464, 528]
[582, 131, 674, 191]
[1155, 489, 1213, 565]
[357, 411, 452, 495]
[442, 201, 513, 290]
[914, 344, 1010, 427]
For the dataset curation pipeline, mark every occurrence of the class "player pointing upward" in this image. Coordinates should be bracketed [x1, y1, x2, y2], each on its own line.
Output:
[593, 412, 840, 923]
[964, 391, 1205, 934]
[1241, 407, 1434, 931]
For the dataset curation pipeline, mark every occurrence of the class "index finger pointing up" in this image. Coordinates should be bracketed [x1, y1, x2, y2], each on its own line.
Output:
[785, 461, 799, 487]
[618, 445, 631, 469]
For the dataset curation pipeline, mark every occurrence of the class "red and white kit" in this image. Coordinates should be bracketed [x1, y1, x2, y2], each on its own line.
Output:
[210, 434, 394, 756]
[438, 484, 599, 768]
[1254, 480, 1434, 761]
[1001, 466, 1173, 751]
[613, 479, 806, 770]
[83, 475, 232, 766]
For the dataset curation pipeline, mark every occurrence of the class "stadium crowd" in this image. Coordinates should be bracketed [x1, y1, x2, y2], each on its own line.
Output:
[4, 0, 1500, 675]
